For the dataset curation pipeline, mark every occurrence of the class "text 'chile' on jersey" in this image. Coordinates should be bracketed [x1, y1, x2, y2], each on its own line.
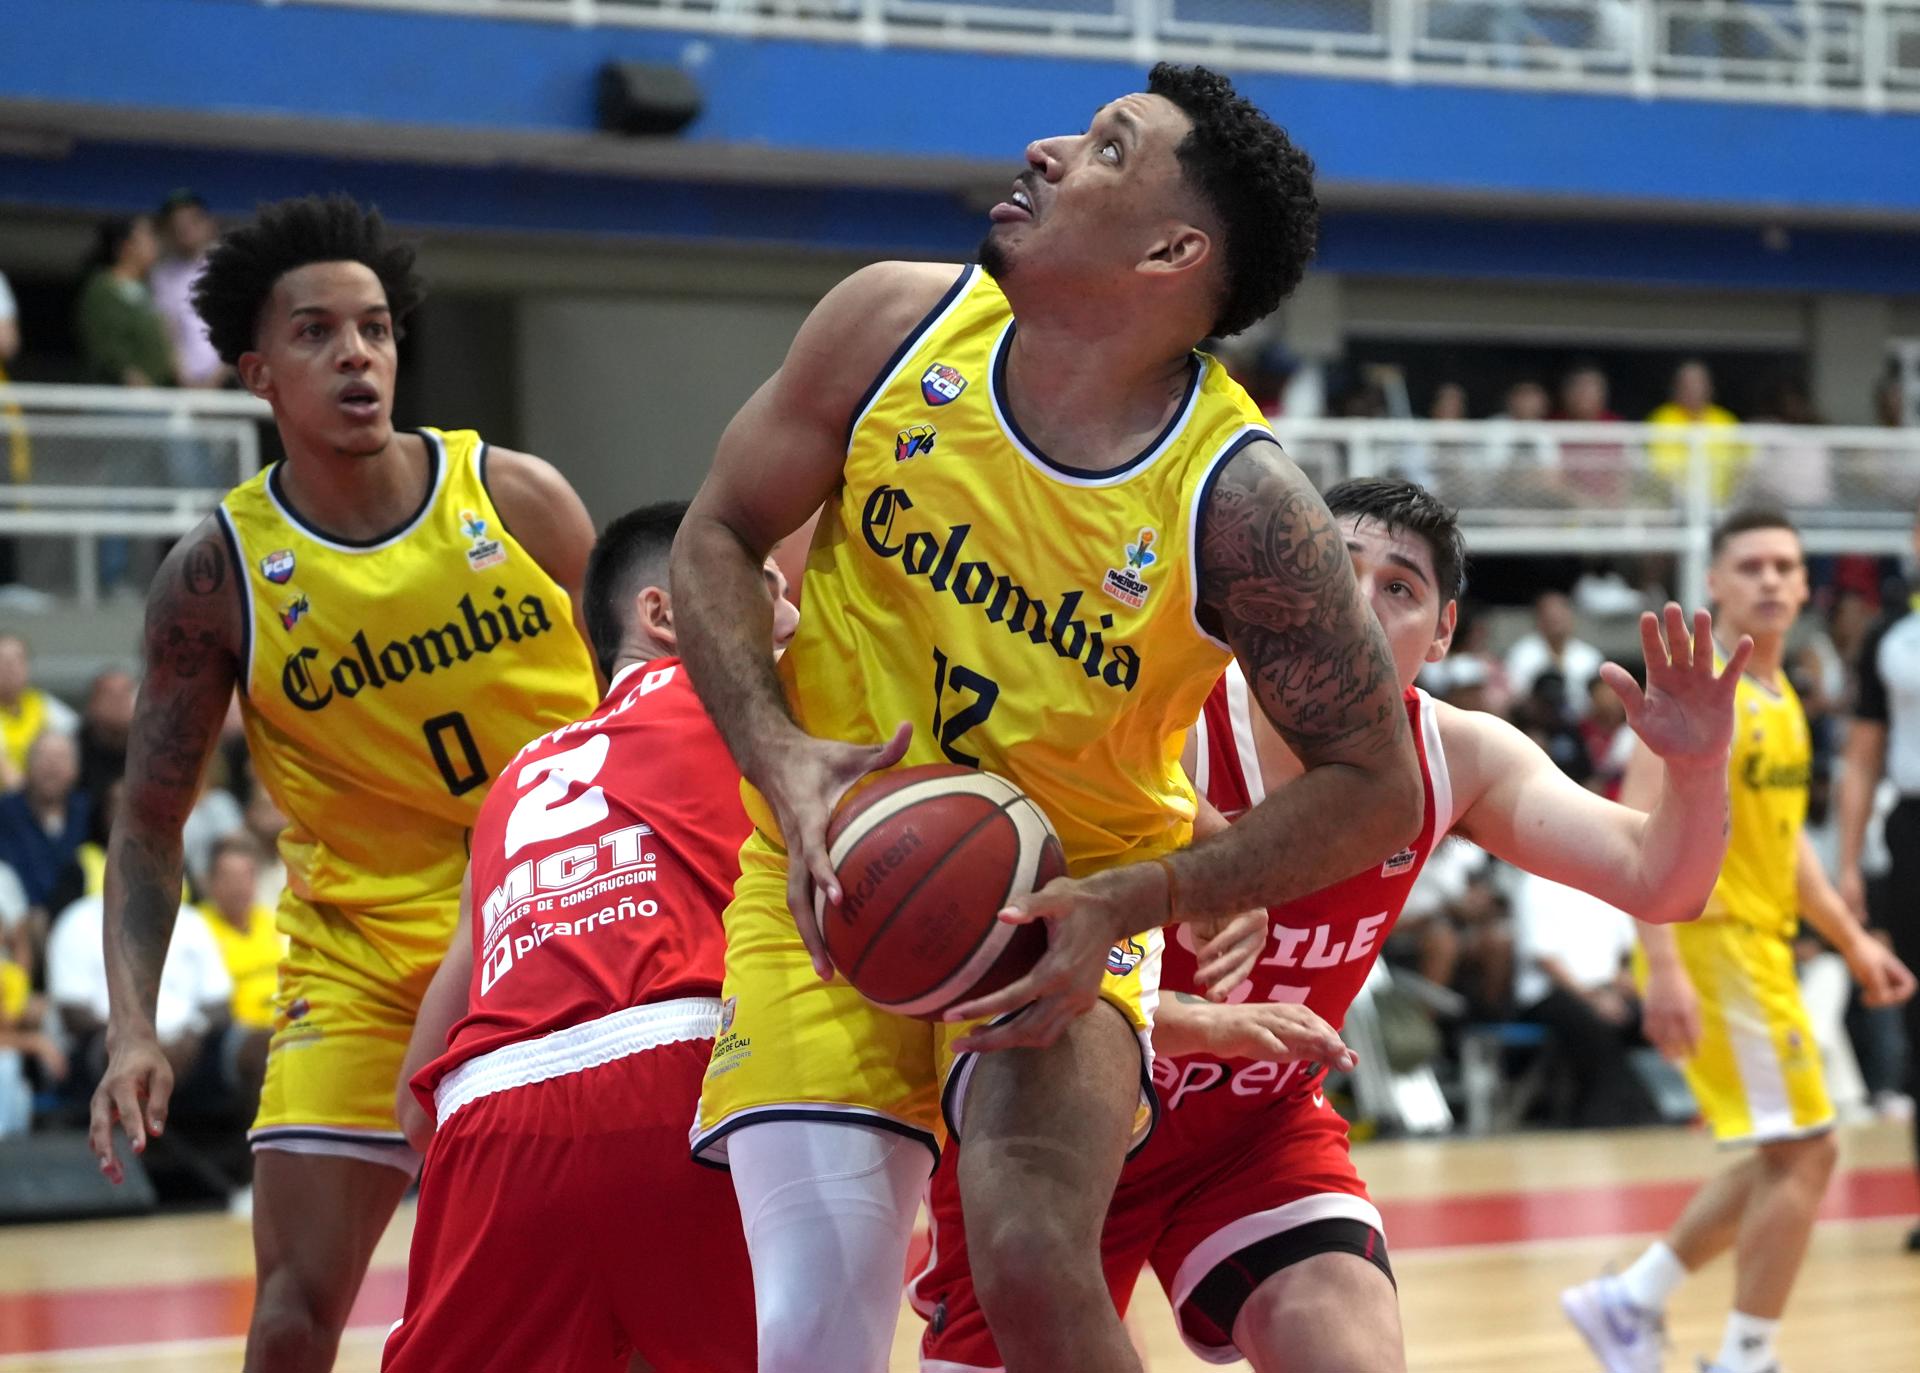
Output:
[421, 659, 751, 1096]
[1151, 664, 1449, 1133]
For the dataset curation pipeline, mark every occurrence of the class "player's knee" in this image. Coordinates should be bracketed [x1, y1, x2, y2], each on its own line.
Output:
[751, 1286, 886, 1373]
[969, 1209, 1094, 1325]
[247, 1282, 342, 1366]
[1235, 1252, 1403, 1373]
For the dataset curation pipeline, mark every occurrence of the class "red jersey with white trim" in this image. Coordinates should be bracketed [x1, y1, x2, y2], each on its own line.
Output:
[1152, 663, 1449, 1133]
[419, 658, 747, 1094]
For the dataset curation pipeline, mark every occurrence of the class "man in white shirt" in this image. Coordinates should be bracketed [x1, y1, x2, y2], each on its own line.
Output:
[150, 191, 228, 390]
[1505, 590, 1606, 712]
[49, 893, 230, 1092]
[1510, 870, 1658, 1127]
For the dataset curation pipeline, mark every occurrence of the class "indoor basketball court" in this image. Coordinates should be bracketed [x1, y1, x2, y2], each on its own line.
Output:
[1, 1120, 1913, 1371]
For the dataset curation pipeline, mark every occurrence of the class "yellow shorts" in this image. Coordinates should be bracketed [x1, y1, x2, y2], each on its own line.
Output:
[692, 827, 1160, 1166]
[1646, 916, 1834, 1146]
[249, 888, 456, 1171]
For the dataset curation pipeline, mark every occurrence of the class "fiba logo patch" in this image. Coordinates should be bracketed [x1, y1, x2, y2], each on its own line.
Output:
[1106, 937, 1146, 977]
[921, 363, 967, 406]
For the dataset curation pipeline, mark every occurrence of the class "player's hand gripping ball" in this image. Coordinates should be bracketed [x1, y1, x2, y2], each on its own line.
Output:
[817, 764, 1064, 1020]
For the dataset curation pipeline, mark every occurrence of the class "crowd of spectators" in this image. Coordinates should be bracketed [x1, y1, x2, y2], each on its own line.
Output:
[0, 628, 284, 1201]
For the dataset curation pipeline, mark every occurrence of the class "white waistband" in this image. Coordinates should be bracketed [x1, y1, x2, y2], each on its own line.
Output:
[434, 996, 721, 1125]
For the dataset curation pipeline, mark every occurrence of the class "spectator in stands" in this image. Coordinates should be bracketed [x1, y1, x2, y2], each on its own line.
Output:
[1511, 669, 1595, 784]
[0, 935, 63, 1136]
[1554, 360, 1629, 503]
[0, 265, 23, 586]
[1510, 871, 1660, 1127]
[0, 731, 90, 914]
[76, 216, 174, 390]
[195, 835, 280, 1105]
[47, 884, 228, 1100]
[1420, 606, 1511, 716]
[1502, 379, 1550, 421]
[0, 267, 17, 371]
[1582, 671, 1637, 799]
[1876, 369, 1909, 429]
[181, 771, 244, 897]
[1390, 839, 1512, 1021]
[0, 859, 29, 982]
[1505, 590, 1604, 707]
[76, 668, 134, 816]
[1431, 381, 1468, 421]
[1648, 358, 1746, 502]
[151, 191, 228, 391]
[0, 632, 79, 792]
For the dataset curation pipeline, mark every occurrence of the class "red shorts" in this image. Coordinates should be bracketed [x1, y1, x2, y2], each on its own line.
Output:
[913, 1083, 1384, 1369]
[382, 1033, 755, 1373]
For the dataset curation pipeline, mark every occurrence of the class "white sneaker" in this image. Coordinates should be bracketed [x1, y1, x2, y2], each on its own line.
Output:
[1561, 1274, 1665, 1373]
[1697, 1361, 1781, 1373]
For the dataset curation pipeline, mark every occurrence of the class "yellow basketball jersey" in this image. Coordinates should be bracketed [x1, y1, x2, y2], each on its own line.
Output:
[764, 266, 1268, 872]
[1705, 665, 1810, 937]
[218, 428, 598, 915]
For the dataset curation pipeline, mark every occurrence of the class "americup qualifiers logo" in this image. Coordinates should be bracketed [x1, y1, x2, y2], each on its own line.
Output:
[1101, 528, 1157, 610]
[461, 509, 506, 572]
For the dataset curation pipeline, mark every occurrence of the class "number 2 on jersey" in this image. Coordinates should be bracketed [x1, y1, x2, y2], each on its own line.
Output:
[931, 647, 1000, 768]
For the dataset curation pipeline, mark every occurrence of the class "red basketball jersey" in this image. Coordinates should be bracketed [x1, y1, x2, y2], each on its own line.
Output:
[419, 658, 748, 1094]
[1153, 663, 1450, 1128]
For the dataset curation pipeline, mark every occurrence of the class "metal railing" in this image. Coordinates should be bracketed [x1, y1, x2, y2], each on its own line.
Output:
[0, 385, 266, 606]
[1268, 417, 1920, 604]
[2, 384, 1914, 609]
[266, 0, 1920, 111]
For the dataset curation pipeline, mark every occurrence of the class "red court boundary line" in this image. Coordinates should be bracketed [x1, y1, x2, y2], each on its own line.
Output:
[2, 1167, 1914, 1355]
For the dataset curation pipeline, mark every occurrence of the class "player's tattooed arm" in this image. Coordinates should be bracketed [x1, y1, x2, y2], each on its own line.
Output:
[1172, 439, 1422, 917]
[91, 519, 242, 1173]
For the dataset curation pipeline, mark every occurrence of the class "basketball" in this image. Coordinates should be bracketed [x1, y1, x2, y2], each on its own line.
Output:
[819, 764, 1065, 1020]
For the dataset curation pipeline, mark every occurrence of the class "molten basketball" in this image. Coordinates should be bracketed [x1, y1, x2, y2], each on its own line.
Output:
[819, 764, 1065, 1020]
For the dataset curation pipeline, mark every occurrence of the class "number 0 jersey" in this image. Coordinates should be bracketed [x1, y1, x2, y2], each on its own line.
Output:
[764, 265, 1270, 870]
[218, 428, 599, 916]
[1154, 664, 1447, 1131]
[420, 659, 749, 1096]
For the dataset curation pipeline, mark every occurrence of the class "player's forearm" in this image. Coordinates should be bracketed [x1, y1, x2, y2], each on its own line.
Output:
[101, 824, 187, 1039]
[1835, 726, 1886, 876]
[1620, 758, 1729, 924]
[670, 513, 800, 778]
[1795, 838, 1870, 952]
[1635, 916, 1684, 973]
[1153, 756, 1422, 928]
[1150, 991, 1218, 1058]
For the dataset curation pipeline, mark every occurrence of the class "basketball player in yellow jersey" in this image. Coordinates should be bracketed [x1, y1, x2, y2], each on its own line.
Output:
[1564, 510, 1915, 1373]
[672, 65, 1423, 1373]
[87, 196, 599, 1373]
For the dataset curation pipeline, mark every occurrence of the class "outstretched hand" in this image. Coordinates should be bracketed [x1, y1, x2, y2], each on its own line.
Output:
[1600, 604, 1751, 769]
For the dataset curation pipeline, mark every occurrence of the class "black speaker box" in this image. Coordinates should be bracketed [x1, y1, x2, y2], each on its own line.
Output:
[0, 1132, 156, 1223]
[595, 61, 703, 137]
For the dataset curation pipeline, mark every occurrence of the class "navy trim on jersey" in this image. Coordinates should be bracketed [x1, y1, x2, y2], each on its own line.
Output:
[1189, 426, 1273, 644]
[989, 322, 1201, 481]
[689, 1105, 941, 1173]
[264, 427, 443, 550]
[213, 505, 252, 700]
[842, 264, 976, 448]
[246, 1125, 412, 1146]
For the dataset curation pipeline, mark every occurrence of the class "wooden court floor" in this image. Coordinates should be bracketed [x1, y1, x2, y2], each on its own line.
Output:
[1, 1119, 1915, 1371]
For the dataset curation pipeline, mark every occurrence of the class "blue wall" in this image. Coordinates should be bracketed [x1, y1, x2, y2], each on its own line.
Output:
[5, 0, 1920, 286]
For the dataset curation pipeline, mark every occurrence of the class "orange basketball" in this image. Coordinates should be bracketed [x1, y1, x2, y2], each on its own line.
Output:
[818, 764, 1064, 1020]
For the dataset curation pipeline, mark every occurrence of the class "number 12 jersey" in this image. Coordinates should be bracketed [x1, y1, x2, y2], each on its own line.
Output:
[767, 266, 1271, 872]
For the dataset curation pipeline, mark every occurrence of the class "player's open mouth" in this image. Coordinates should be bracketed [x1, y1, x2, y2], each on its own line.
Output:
[338, 384, 380, 418]
[989, 183, 1034, 224]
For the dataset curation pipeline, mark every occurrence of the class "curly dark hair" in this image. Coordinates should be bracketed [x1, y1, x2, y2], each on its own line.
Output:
[192, 194, 425, 365]
[1147, 64, 1317, 338]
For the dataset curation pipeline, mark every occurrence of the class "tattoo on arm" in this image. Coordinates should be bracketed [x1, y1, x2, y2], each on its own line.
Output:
[1197, 445, 1401, 761]
[106, 526, 239, 1023]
